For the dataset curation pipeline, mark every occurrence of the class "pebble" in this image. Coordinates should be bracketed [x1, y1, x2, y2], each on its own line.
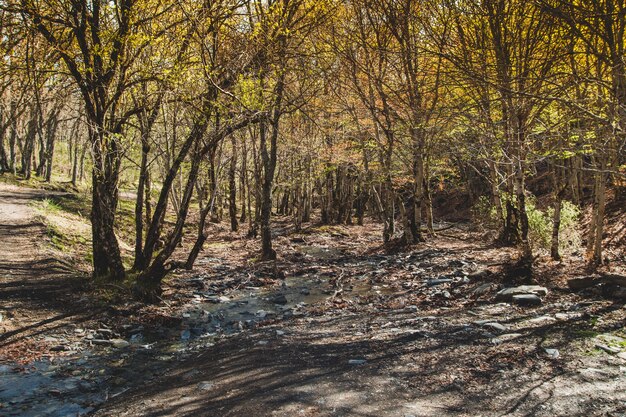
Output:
[197, 381, 214, 391]
[544, 348, 560, 359]
[348, 359, 367, 365]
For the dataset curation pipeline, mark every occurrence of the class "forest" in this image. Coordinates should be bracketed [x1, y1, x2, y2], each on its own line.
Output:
[0, 0, 625, 416]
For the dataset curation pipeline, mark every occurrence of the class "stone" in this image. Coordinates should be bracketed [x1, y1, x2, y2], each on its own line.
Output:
[426, 279, 453, 287]
[512, 294, 542, 306]
[617, 352, 626, 360]
[197, 381, 214, 391]
[218, 296, 230, 303]
[595, 344, 621, 354]
[483, 322, 508, 333]
[498, 333, 523, 342]
[473, 283, 492, 296]
[348, 359, 367, 365]
[300, 288, 311, 295]
[568, 274, 626, 291]
[271, 294, 288, 305]
[596, 334, 625, 344]
[495, 285, 548, 301]
[528, 316, 556, 324]
[110, 339, 130, 349]
[567, 276, 600, 291]
[544, 348, 560, 359]
[256, 310, 267, 318]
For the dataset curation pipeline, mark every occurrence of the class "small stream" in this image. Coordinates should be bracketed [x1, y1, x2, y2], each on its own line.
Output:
[0, 243, 397, 416]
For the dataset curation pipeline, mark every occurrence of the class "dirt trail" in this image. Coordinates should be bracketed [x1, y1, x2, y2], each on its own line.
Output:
[0, 183, 90, 350]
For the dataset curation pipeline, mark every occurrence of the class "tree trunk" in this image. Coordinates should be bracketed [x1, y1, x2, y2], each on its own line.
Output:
[587, 154, 607, 267]
[229, 135, 238, 232]
[550, 163, 564, 261]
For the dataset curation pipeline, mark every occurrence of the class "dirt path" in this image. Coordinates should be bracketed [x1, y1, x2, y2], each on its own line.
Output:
[0, 183, 91, 352]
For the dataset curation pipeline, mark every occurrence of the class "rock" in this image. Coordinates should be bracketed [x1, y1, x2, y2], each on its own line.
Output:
[300, 288, 311, 295]
[218, 296, 230, 303]
[568, 274, 626, 291]
[271, 294, 288, 305]
[276, 330, 285, 336]
[473, 283, 492, 296]
[498, 333, 523, 342]
[617, 352, 626, 360]
[567, 276, 599, 290]
[50, 345, 67, 352]
[596, 334, 625, 344]
[426, 279, 453, 287]
[544, 348, 560, 359]
[197, 381, 214, 391]
[528, 315, 556, 323]
[483, 322, 508, 333]
[348, 359, 367, 365]
[180, 330, 191, 341]
[256, 310, 267, 319]
[595, 344, 621, 354]
[512, 294, 542, 306]
[110, 339, 130, 349]
[495, 285, 548, 302]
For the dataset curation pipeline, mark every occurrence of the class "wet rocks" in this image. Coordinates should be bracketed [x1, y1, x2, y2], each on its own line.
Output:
[271, 294, 288, 305]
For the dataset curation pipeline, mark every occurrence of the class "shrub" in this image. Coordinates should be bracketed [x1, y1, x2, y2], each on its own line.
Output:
[472, 193, 581, 255]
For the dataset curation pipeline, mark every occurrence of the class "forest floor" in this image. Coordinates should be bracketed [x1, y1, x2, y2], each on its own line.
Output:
[1, 181, 626, 417]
